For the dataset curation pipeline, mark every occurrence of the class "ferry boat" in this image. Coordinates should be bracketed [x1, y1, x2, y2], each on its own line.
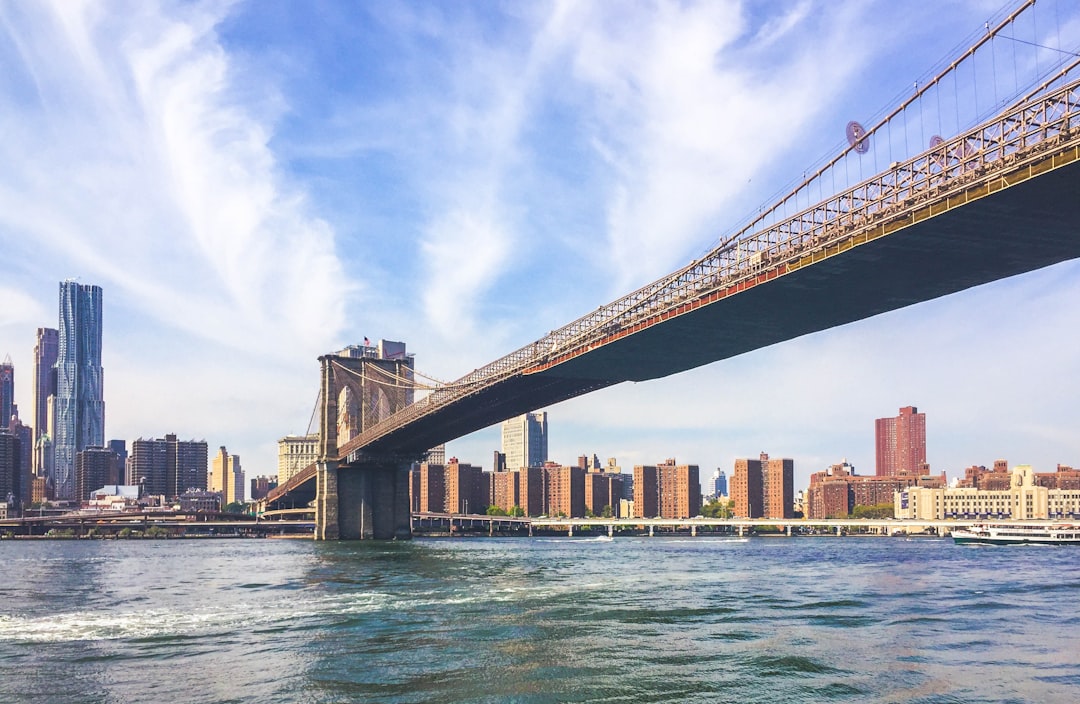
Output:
[952, 523, 1080, 546]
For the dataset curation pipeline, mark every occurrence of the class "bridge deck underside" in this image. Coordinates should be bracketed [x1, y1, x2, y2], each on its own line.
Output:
[548, 157, 1080, 381]
[356, 157, 1080, 460]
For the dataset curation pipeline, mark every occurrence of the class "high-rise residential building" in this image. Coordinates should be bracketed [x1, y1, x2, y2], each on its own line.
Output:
[732, 456, 765, 518]
[0, 355, 14, 428]
[763, 456, 794, 519]
[173, 436, 208, 495]
[875, 406, 927, 476]
[491, 468, 519, 512]
[129, 437, 167, 496]
[75, 447, 120, 502]
[277, 434, 318, 484]
[54, 281, 105, 500]
[413, 463, 447, 513]
[32, 328, 58, 454]
[585, 472, 621, 516]
[547, 465, 585, 518]
[633, 465, 659, 518]
[520, 465, 547, 516]
[211, 446, 244, 505]
[501, 412, 548, 471]
[444, 459, 489, 515]
[732, 453, 792, 519]
[632, 460, 700, 519]
[130, 435, 207, 498]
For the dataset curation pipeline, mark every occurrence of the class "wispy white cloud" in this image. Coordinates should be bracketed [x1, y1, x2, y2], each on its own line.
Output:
[0, 0, 350, 473]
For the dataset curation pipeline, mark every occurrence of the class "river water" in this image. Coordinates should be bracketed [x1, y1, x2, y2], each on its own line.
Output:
[1, 536, 1077, 703]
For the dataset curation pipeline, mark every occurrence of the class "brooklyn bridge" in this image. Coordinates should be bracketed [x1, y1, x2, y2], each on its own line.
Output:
[263, 1, 1080, 539]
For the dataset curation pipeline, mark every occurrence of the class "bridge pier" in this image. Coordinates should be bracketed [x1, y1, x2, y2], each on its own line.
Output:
[315, 460, 412, 540]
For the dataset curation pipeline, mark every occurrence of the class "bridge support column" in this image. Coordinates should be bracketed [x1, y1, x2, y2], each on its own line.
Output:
[317, 460, 412, 540]
[568, 523, 573, 537]
[691, 525, 697, 537]
[787, 526, 792, 537]
[649, 525, 654, 537]
[738, 525, 744, 537]
[315, 460, 340, 541]
[608, 524, 614, 537]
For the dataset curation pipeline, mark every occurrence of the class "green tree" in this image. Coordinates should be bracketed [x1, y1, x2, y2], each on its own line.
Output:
[223, 502, 246, 514]
[584, 508, 595, 518]
[509, 506, 525, 517]
[601, 505, 614, 518]
[852, 503, 895, 519]
[701, 499, 733, 519]
[486, 505, 508, 516]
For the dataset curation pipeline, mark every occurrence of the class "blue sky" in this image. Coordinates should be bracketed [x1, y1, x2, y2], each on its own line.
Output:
[2, 0, 1079, 496]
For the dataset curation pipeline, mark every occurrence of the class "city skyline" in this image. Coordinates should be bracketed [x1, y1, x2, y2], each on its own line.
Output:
[3, 2, 1080, 490]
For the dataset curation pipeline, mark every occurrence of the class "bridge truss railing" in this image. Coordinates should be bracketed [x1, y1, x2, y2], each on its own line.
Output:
[341, 77, 1080, 460]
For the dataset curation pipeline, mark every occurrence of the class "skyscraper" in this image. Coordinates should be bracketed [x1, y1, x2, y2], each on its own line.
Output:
[875, 406, 927, 476]
[0, 355, 14, 428]
[211, 446, 243, 506]
[501, 412, 548, 471]
[54, 281, 104, 500]
[32, 328, 58, 451]
[712, 469, 728, 499]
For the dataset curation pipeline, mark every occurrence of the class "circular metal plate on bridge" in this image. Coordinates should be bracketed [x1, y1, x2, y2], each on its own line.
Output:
[929, 135, 945, 168]
[846, 120, 870, 154]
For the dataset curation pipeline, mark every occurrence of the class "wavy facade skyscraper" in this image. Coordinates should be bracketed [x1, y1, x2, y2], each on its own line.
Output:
[54, 281, 104, 500]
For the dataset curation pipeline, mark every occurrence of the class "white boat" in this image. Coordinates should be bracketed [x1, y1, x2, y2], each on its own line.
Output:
[952, 523, 1080, 545]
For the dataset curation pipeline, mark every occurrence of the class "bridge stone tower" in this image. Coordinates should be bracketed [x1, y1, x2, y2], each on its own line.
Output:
[315, 353, 414, 540]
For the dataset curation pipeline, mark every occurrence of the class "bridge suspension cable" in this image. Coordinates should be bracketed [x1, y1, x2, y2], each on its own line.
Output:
[725, 0, 1043, 248]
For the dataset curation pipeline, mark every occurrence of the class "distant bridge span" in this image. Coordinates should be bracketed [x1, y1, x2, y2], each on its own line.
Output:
[267, 77, 1080, 538]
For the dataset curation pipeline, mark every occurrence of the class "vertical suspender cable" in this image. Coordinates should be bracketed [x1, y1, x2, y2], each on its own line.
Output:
[991, 28, 999, 110]
[722, 0, 1036, 245]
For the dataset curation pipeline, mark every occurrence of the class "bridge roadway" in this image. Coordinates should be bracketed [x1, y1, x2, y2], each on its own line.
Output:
[266, 78, 1080, 533]
[412, 513, 1057, 538]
